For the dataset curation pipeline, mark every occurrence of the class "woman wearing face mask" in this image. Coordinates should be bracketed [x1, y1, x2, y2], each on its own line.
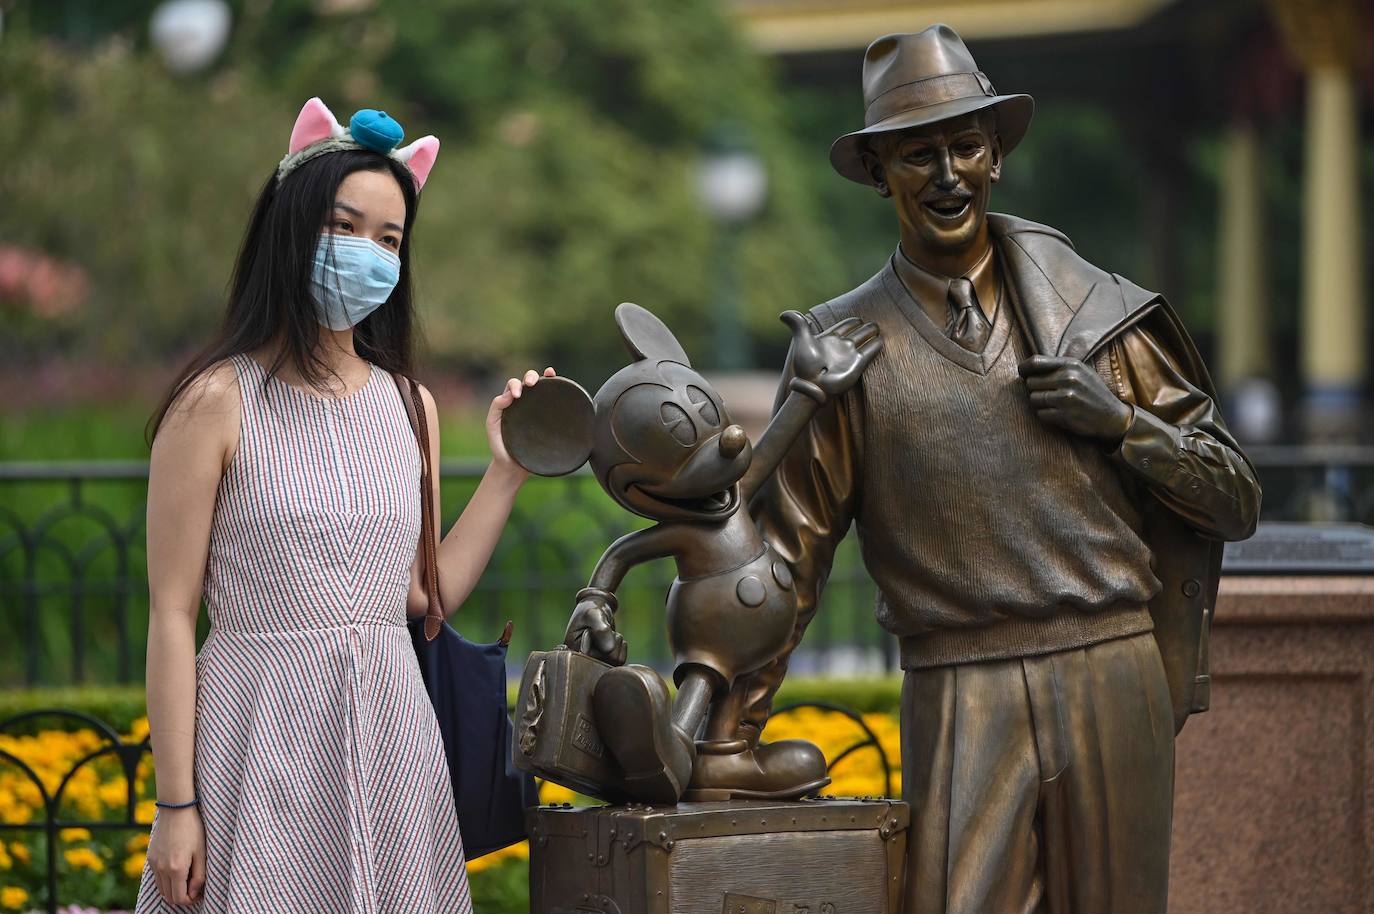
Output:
[136, 99, 547, 912]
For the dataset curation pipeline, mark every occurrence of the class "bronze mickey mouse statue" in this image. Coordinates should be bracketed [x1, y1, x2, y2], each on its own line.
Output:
[503, 302, 880, 804]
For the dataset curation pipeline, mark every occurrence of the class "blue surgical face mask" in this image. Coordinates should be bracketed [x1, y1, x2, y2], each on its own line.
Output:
[309, 233, 401, 331]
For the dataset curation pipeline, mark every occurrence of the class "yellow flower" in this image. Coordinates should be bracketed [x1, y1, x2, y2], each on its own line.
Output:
[63, 847, 104, 872]
[759, 706, 904, 798]
[126, 833, 151, 853]
[135, 799, 158, 824]
[124, 851, 148, 879]
[137, 755, 155, 781]
[127, 717, 151, 742]
[0, 844, 9, 871]
[63, 770, 104, 819]
[537, 781, 578, 805]
[466, 840, 529, 874]
[60, 827, 92, 843]
[99, 778, 129, 808]
[6, 845, 27, 866]
[0, 885, 29, 910]
[6, 779, 40, 810]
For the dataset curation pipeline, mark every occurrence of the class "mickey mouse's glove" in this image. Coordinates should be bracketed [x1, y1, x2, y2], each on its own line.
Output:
[781, 311, 883, 404]
[564, 587, 627, 666]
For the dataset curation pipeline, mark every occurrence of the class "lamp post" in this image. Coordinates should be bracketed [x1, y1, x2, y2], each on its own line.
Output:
[150, 0, 232, 74]
[694, 127, 767, 372]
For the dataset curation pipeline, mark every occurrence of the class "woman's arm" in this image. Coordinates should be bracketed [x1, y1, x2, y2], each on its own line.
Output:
[404, 369, 554, 619]
[144, 361, 237, 905]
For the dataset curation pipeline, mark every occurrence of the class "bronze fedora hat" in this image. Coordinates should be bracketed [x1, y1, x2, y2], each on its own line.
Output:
[830, 25, 1034, 185]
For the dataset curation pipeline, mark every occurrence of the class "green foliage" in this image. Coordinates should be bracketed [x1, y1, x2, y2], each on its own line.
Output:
[468, 857, 531, 912]
[773, 677, 902, 714]
[0, 20, 328, 371]
[0, 678, 899, 732]
[0, 401, 494, 461]
[0, 686, 148, 732]
[0, 406, 158, 460]
[1, 405, 879, 690]
[0, 0, 846, 383]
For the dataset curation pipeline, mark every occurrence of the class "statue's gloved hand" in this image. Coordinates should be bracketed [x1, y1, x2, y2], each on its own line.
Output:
[781, 311, 883, 403]
[564, 588, 627, 666]
[1018, 355, 1133, 444]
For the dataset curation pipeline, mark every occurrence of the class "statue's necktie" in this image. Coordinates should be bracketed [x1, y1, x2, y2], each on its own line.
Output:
[945, 277, 991, 352]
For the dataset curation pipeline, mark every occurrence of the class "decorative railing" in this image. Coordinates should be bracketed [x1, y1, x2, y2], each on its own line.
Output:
[3, 449, 1373, 688]
[0, 460, 885, 688]
[0, 702, 895, 913]
[1242, 445, 1374, 522]
[775, 700, 896, 800]
[0, 709, 153, 914]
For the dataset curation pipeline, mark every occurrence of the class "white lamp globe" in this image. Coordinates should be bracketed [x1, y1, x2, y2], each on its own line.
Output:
[695, 151, 768, 225]
[150, 0, 232, 74]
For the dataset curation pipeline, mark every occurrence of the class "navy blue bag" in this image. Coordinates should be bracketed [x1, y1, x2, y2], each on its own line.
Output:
[407, 617, 539, 858]
[394, 373, 537, 859]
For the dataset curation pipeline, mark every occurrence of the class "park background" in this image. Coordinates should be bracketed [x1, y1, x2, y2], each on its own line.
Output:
[2, 0, 1373, 912]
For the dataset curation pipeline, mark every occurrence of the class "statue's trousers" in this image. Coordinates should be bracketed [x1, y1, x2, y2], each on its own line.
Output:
[900, 631, 1174, 914]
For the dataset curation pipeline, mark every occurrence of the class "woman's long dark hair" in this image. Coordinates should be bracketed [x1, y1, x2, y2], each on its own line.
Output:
[146, 149, 420, 443]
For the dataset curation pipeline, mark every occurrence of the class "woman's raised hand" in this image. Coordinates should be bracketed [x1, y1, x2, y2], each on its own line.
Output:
[487, 367, 556, 476]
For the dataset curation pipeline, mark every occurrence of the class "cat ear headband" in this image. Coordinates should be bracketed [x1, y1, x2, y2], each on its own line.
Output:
[276, 97, 440, 190]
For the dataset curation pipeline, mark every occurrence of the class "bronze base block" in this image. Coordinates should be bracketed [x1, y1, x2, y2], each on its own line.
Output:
[526, 797, 909, 914]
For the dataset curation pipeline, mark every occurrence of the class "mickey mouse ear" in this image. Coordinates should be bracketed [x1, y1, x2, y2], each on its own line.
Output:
[500, 376, 596, 477]
[615, 302, 690, 366]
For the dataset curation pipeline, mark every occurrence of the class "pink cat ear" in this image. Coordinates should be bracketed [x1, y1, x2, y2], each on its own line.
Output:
[288, 97, 345, 154]
[395, 136, 440, 190]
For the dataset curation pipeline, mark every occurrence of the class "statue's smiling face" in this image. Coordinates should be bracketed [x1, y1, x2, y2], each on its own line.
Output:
[867, 112, 1002, 259]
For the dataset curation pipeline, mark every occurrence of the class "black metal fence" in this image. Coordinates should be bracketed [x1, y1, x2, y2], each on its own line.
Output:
[777, 700, 896, 801]
[0, 460, 886, 688]
[0, 701, 894, 913]
[0, 709, 152, 914]
[3, 449, 1374, 688]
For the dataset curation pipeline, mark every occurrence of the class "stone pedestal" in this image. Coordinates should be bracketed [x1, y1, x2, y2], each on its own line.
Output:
[1170, 575, 1374, 913]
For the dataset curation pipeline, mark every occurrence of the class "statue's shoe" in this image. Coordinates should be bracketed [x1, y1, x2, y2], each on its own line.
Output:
[683, 737, 831, 802]
[592, 665, 695, 804]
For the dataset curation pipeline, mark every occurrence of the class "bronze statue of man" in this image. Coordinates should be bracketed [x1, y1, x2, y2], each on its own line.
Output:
[730, 25, 1260, 914]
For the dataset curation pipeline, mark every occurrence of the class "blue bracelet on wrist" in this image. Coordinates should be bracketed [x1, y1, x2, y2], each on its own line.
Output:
[155, 797, 199, 810]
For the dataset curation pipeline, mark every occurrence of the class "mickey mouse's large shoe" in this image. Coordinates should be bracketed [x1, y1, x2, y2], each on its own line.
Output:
[593, 664, 696, 804]
[683, 736, 831, 802]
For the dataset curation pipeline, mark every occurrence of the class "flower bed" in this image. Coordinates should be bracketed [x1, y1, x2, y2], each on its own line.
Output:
[0, 720, 154, 912]
[2, 698, 902, 913]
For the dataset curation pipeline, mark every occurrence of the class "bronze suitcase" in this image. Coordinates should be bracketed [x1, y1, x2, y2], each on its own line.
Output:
[513, 646, 628, 801]
[527, 798, 910, 914]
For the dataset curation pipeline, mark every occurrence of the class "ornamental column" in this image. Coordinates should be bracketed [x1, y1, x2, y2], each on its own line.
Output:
[1269, 0, 1367, 439]
[1216, 119, 1269, 390]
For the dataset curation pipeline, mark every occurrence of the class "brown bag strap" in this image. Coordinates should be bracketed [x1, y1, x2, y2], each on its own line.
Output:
[393, 373, 444, 641]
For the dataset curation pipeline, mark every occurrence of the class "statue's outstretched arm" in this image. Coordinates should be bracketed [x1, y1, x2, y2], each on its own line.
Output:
[739, 310, 881, 502]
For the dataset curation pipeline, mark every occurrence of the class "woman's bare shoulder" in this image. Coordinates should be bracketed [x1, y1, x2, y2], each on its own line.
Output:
[413, 379, 438, 413]
[158, 358, 243, 441]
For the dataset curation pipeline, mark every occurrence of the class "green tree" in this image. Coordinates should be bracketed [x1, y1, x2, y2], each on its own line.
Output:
[0, 0, 846, 383]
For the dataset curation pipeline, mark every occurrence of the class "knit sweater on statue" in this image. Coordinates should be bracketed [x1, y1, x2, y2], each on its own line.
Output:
[824, 259, 1161, 669]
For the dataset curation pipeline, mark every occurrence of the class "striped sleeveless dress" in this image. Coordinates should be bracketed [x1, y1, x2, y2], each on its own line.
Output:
[136, 353, 472, 913]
